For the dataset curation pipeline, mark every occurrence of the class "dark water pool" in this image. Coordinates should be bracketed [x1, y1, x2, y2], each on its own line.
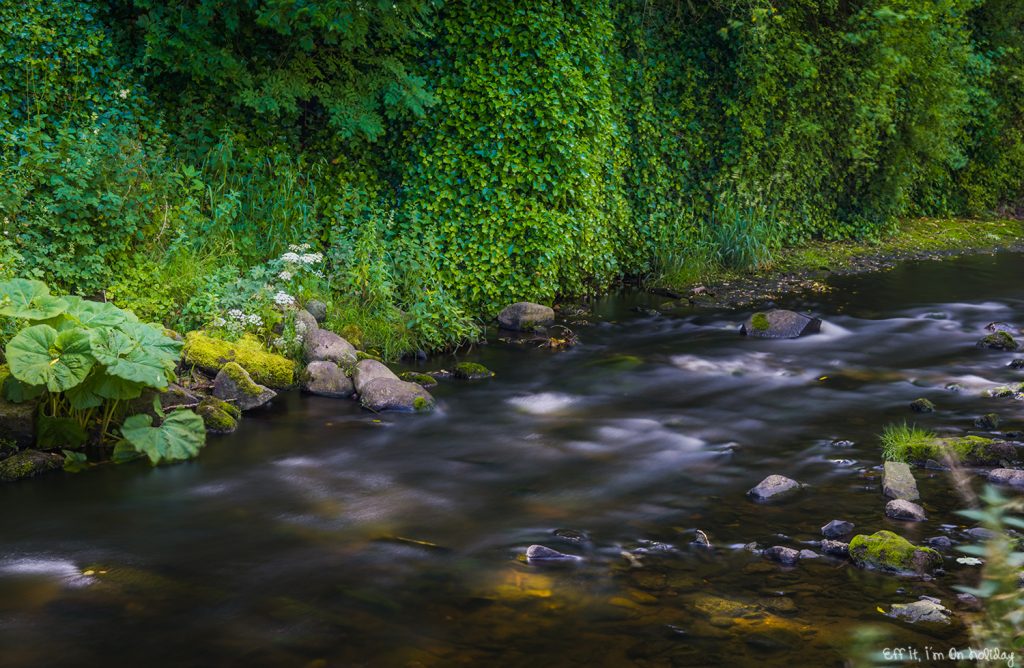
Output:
[2, 252, 1023, 667]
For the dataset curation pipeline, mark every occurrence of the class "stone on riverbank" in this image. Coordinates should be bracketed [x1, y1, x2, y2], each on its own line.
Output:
[740, 309, 821, 339]
[822, 519, 855, 539]
[303, 329, 357, 365]
[183, 332, 295, 388]
[988, 468, 1024, 488]
[497, 302, 555, 331]
[305, 300, 328, 324]
[977, 331, 1019, 351]
[747, 475, 801, 501]
[196, 397, 241, 434]
[883, 461, 920, 501]
[301, 361, 355, 398]
[359, 378, 434, 413]
[353, 359, 399, 395]
[885, 499, 927, 522]
[848, 530, 942, 574]
[294, 309, 318, 335]
[213, 362, 276, 410]
[0, 450, 63, 482]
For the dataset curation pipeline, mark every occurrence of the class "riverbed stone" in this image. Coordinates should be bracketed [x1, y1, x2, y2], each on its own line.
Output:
[849, 530, 942, 574]
[886, 499, 927, 522]
[886, 598, 951, 625]
[977, 331, 1019, 351]
[196, 397, 241, 434]
[301, 361, 355, 398]
[986, 322, 1020, 335]
[497, 302, 555, 331]
[452, 362, 494, 380]
[747, 474, 801, 501]
[305, 299, 328, 324]
[822, 519, 855, 539]
[303, 329, 357, 365]
[883, 461, 920, 500]
[975, 413, 1001, 430]
[988, 468, 1024, 488]
[740, 309, 821, 339]
[821, 540, 850, 558]
[353, 359, 399, 395]
[909, 398, 935, 413]
[525, 544, 581, 563]
[1009, 359, 1024, 369]
[213, 362, 276, 410]
[763, 546, 800, 565]
[359, 378, 434, 413]
[0, 450, 63, 482]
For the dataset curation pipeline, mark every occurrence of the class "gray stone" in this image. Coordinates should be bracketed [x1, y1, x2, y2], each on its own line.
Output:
[926, 536, 953, 549]
[883, 461, 920, 501]
[821, 540, 850, 558]
[497, 302, 555, 331]
[887, 598, 951, 625]
[353, 359, 399, 395]
[986, 322, 1020, 335]
[359, 378, 434, 413]
[525, 544, 581, 562]
[305, 299, 328, 323]
[740, 309, 822, 339]
[212, 363, 276, 411]
[977, 331, 1019, 351]
[303, 329, 356, 365]
[747, 474, 801, 501]
[0, 450, 63, 482]
[822, 519, 855, 539]
[301, 361, 355, 399]
[294, 309, 318, 335]
[798, 549, 820, 560]
[886, 499, 927, 522]
[989, 468, 1024, 488]
[763, 546, 800, 565]
[965, 527, 997, 541]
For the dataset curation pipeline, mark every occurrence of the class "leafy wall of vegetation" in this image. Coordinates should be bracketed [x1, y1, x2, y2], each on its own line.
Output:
[1, 0, 1022, 352]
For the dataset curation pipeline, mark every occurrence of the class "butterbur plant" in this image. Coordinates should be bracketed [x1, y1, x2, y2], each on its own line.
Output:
[0, 279, 206, 465]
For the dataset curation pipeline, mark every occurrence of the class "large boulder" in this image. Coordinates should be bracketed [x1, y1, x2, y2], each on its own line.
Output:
[0, 450, 63, 482]
[213, 362, 276, 410]
[848, 530, 942, 575]
[747, 474, 801, 501]
[301, 361, 355, 398]
[883, 461, 920, 501]
[497, 302, 555, 331]
[294, 309, 319, 335]
[182, 332, 295, 388]
[359, 378, 435, 413]
[740, 310, 821, 339]
[353, 359, 399, 395]
[303, 329, 356, 365]
[305, 299, 328, 324]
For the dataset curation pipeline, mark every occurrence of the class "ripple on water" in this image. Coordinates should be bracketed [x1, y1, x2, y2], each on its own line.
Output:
[0, 557, 95, 588]
[507, 392, 580, 415]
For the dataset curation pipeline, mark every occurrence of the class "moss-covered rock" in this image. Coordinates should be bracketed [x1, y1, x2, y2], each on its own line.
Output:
[182, 332, 295, 388]
[213, 362, 276, 410]
[360, 378, 435, 413]
[0, 450, 63, 482]
[399, 372, 438, 388]
[196, 397, 241, 434]
[740, 309, 821, 339]
[977, 331, 1019, 351]
[848, 530, 942, 575]
[974, 413, 1001, 430]
[751, 312, 770, 332]
[452, 362, 494, 380]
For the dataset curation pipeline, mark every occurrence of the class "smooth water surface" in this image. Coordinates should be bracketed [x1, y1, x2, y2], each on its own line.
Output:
[2, 252, 1023, 667]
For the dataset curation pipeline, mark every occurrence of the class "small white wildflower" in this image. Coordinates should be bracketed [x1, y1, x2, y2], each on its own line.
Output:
[278, 270, 293, 281]
[299, 252, 323, 265]
[272, 337, 286, 349]
[212, 317, 226, 327]
[228, 309, 244, 320]
[288, 243, 311, 253]
[280, 252, 301, 263]
[273, 291, 295, 307]
[314, 270, 325, 278]
[293, 334, 303, 344]
[119, 88, 130, 99]
[246, 314, 263, 327]
[295, 320, 308, 334]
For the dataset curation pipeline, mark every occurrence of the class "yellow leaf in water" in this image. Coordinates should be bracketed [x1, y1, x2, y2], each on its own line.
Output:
[876, 606, 886, 614]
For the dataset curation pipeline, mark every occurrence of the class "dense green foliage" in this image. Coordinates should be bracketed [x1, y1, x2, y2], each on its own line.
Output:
[1, 0, 1022, 353]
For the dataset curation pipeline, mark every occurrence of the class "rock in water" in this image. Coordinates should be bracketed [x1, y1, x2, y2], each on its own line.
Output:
[747, 475, 801, 501]
[977, 331, 1019, 351]
[882, 461, 920, 501]
[303, 329, 357, 364]
[886, 499, 928, 522]
[988, 468, 1024, 488]
[763, 546, 800, 565]
[848, 530, 942, 574]
[359, 378, 435, 413]
[452, 362, 495, 380]
[740, 310, 821, 339]
[887, 598, 951, 625]
[352, 359, 399, 395]
[0, 450, 63, 482]
[909, 398, 935, 413]
[213, 362, 276, 410]
[301, 361, 355, 398]
[974, 413, 1001, 430]
[822, 519, 855, 539]
[497, 302, 555, 331]
[525, 544, 581, 563]
[196, 397, 241, 434]
[821, 540, 850, 558]
[986, 322, 1020, 335]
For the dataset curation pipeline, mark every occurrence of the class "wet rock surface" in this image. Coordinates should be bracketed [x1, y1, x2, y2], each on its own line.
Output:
[497, 302, 555, 331]
[885, 499, 927, 522]
[739, 309, 821, 339]
[882, 461, 920, 501]
[747, 475, 801, 501]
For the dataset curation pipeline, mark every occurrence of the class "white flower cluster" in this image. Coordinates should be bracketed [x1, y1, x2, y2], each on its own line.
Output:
[278, 270, 293, 281]
[274, 291, 296, 307]
[279, 243, 324, 267]
[226, 309, 263, 328]
[295, 320, 308, 335]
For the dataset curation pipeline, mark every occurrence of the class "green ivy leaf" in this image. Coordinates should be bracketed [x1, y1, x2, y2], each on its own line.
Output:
[0, 279, 68, 321]
[120, 410, 206, 465]
[6, 325, 96, 392]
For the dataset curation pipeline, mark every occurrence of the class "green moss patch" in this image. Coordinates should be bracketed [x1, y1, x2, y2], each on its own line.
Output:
[849, 530, 941, 574]
[750, 312, 770, 332]
[196, 397, 240, 434]
[399, 372, 438, 388]
[453, 362, 494, 380]
[183, 332, 295, 388]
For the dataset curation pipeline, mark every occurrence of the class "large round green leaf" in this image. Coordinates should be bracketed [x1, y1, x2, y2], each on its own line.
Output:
[90, 327, 170, 390]
[120, 410, 206, 465]
[118, 322, 182, 367]
[55, 296, 130, 330]
[6, 325, 96, 392]
[0, 279, 67, 321]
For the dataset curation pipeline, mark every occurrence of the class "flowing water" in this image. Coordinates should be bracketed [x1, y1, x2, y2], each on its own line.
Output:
[2, 252, 1024, 667]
